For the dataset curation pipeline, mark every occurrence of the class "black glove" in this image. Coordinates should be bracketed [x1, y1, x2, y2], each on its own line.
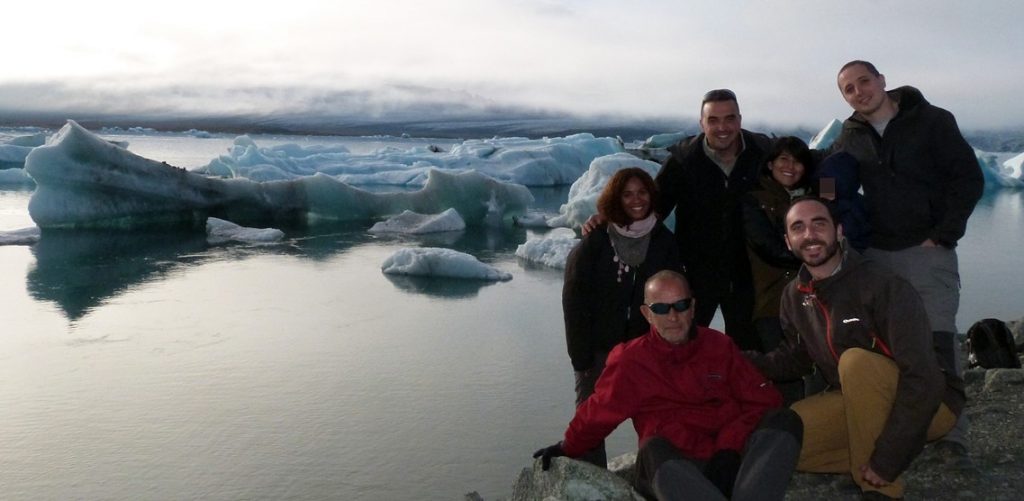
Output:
[703, 449, 741, 497]
[532, 442, 566, 471]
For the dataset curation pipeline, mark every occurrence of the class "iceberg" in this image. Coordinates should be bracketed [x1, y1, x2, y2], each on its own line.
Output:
[206, 217, 285, 244]
[24, 121, 533, 229]
[546, 152, 662, 228]
[514, 227, 579, 269]
[368, 208, 466, 234]
[809, 119, 842, 150]
[381, 247, 512, 281]
[196, 133, 623, 187]
[0, 226, 41, 245]
[974, 149, 1024, 189]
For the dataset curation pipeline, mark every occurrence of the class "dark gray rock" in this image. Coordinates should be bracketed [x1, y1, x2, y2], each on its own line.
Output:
[510, 457, 644, 501]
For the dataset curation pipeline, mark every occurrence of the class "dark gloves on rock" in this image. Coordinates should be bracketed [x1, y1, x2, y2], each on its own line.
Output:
[532, 442, 566, 471]
[703, 449, 741, 497]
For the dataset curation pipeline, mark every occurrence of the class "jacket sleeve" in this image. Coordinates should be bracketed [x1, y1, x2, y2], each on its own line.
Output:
[561, 344, 638, 457]
[928, 109, 983, 247]
[867, 273, 947, 481]
[562, 236, 596, 371]
[654, 154, 683, 221]
[745, 306, 815, 382]
[716, 342, 783, 452]
[742, 194, 802, 269]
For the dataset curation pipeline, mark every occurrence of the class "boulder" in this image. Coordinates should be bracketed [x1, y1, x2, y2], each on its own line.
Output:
[510, 457, 644, 501]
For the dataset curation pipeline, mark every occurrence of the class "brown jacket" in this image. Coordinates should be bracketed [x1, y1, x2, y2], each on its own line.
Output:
[748, 250, 965, 480]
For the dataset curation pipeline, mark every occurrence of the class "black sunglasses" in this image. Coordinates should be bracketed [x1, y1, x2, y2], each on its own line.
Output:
[646, 298, 693, 315]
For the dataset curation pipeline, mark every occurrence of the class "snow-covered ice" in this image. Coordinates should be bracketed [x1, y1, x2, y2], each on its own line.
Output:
[196, 133, 622, 187]
[514, 227, 579, 269]
[368, 208, 466, 234]
[546, 152, 662, 228]
[206, 217, 285, 244]
[381, 247, 512, 281]
[24, 121, 533, 229]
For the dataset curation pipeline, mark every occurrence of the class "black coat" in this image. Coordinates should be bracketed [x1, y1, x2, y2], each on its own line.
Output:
[562, 223, 683, 371]
[655, 131, 771, 298]
[832, 86, 983, 250]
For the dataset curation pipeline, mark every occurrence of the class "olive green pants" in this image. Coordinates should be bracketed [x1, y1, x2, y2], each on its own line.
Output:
[791, 348, 956, 498]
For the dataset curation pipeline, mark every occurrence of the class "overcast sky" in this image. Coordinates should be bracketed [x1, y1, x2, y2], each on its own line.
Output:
[4, 0, 1022, 129]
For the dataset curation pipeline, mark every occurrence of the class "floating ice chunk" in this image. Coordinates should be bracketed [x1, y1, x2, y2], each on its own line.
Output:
[515, 227, 579, 269]
[809, 119, 842, 150]
[24, 121, 532, 229]
[975, 149, 1024, 189]
[512, 212, 554, 228]
[381, 247, 512, 281]
[206, 217, 284, 244]
[641, 131, 688, 149]
[0, 226, 41, 245]
[0, 166, 34, 185]
[546, 153, 661, 228]
[369, 208, 466, 234]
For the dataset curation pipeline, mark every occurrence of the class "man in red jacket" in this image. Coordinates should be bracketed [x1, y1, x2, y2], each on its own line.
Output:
[534, 270, 802, 500]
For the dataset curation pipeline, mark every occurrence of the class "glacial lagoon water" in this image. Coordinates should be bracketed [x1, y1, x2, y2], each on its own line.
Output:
[1, 133, 1022, 500]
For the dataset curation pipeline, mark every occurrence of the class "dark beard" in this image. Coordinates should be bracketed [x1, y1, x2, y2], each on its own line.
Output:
[797, 239, 840, 267]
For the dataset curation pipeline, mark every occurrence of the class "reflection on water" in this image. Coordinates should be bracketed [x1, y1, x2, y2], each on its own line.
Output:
[28, 229, 209, 319]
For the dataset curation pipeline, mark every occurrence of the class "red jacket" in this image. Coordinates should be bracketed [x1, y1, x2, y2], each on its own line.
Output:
[561, 326, 781, 459]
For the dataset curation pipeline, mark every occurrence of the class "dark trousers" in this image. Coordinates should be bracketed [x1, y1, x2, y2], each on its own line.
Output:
[634, 409, 803, 501]
[573, 350, 609, 468]
[693, 279, 759, 351]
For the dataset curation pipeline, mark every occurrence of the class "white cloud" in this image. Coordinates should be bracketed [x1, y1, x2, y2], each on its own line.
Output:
[3, 0, 1022, 129]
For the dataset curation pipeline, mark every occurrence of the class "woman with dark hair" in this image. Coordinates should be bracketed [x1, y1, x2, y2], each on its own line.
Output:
[743, 136, 815, 358]
[561, 167, 683, 468]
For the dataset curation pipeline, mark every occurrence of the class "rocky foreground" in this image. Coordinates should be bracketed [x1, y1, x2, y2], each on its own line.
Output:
[472, 319, 1024, 501]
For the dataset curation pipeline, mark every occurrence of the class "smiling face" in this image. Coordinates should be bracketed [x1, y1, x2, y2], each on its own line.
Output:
[785, 199, 844, 278]
[837, 63, 889, 119]
[770, 152, 806, 189]
[620, 176, 652, 222]
[641, 273, 695, 345]
[700, 99, 742, 154]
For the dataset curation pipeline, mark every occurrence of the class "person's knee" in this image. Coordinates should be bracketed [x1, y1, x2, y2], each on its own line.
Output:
[757, 408, 804, 443]
[837, 347, 885, 380]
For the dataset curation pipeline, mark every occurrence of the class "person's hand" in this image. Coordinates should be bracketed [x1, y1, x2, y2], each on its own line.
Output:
[859, 463, 890, 488]
[921, 238, 939, 247]
[703, 449, 741, 497]
[581, 213, 606, 235]
[532, 442, 566, 471]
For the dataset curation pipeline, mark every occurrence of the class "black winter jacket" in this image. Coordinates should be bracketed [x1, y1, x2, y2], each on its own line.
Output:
[832, 86, 983, 250]
[562, 223, 683, 371]
[655, 131, 771, 296]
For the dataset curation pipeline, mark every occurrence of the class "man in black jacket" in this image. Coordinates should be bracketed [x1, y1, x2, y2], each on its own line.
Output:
[831, 60, 983, 462]
[654, 89, 772, 351]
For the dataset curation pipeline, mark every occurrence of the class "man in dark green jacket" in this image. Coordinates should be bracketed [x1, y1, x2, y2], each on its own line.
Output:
[830, 60, 983, 461]
[748, 197, 964, 500]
